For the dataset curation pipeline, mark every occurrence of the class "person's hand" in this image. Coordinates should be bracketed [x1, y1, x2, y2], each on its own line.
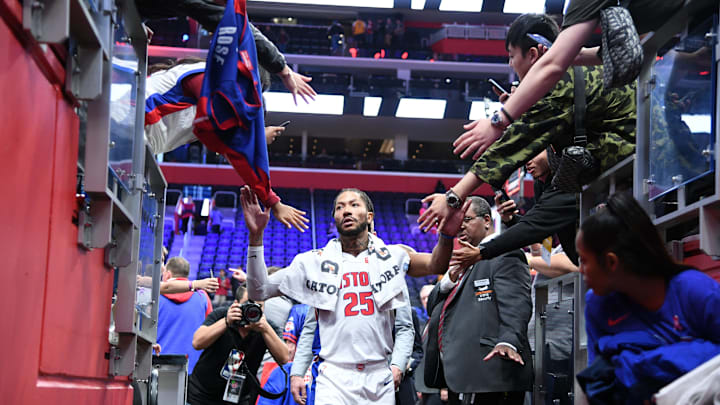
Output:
[440, 388, 449, 402]
[391, 365, 403, 390]
[491, 83, 517, 104]
[453, 119, 504, 160]
[225, 302, 243, 327]
[240, 186, 270, 235]
[494, 196, 518, 223]
[143, 24, 154, 43]
[438, 198, 470, 237]
[271, 201, 309, 232]
[529, 243, 542, 257]
[265, 126, 285, 145]
[418, 193, 452, 233]
[278, 66, 317, 105]
[290, 375, 307, 405]
[244, 314, 270, 333]
[449, 239, 483, 269]
[230, 268, 246, 283]
[483, 344, 524, 365]
[446, 265, 464, 283]
[195, 278, 219, 293]
[152, 343, 161, 355]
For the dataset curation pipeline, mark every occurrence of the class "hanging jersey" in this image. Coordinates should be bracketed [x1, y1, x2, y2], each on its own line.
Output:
[316, 247, 409, 365]
[194, 0, 277, 206]
[144, 62, 206, 154]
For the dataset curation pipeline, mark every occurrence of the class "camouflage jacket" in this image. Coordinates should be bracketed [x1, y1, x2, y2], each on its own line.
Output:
[471, 66, 636, 189]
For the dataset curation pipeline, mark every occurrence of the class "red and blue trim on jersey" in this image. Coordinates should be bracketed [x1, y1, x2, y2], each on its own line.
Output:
[145, 67, 206, 125]
[193, 0, 277, 206]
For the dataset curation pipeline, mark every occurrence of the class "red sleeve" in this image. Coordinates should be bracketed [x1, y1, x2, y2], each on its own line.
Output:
[264, 188, 280, 207]
[200, 290, 213, 316]
[181, 72, 204, 100]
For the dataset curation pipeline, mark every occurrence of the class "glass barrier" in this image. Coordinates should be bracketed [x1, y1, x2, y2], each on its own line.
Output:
[109, 21, 139, 191]
[648, 16, 717, 200]
[136, 190, 159, 332]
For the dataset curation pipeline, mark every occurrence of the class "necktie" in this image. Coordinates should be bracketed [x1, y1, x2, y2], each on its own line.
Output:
[437, 269, 466, 353]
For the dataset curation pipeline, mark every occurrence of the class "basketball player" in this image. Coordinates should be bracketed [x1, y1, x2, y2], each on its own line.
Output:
[242, 186, 465, 404]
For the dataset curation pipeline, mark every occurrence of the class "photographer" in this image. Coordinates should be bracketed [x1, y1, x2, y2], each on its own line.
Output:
[189, 285, 289, 405]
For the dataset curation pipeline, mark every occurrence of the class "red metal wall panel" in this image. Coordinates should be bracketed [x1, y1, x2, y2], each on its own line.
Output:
[431, 38, 508, 57]
[0, 19, 57, 404]
[158, 162, 513, 196]
[39, 89, 116, 379]
[0, 10, 132, 405]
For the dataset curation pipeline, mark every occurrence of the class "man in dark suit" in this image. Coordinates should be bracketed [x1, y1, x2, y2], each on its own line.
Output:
[424, 197, 532, 405]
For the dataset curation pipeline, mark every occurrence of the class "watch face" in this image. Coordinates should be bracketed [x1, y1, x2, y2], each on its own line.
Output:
[491, 112, 502, 126]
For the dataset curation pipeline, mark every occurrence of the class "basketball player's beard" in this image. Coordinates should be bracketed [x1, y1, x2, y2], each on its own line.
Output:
[336, 219, 368, 237]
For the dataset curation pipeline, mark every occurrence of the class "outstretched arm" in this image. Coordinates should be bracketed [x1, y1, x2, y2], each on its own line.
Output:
[271, 201, 310, 232]
[241, 186, 283, 301]
[417, 172, 482, 233]
[452, 20, 597, 161]
[409, 198, 469, 277]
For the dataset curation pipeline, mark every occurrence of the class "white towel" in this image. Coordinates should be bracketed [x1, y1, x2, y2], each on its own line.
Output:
[278, 234, 409, 312]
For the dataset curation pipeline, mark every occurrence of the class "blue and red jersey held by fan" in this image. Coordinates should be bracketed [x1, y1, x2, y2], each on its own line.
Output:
[193, 0, 277, 206]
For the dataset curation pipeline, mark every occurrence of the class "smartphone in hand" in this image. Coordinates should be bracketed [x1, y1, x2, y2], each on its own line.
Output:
[488, 79, 509, 95]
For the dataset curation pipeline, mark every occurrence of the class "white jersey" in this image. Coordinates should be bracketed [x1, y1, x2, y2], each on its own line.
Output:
[316, 246, 409, 365]
[143, 62, 206, 154]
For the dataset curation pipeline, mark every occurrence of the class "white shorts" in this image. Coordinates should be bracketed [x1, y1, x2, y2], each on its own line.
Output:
[314, 360, 395, 405]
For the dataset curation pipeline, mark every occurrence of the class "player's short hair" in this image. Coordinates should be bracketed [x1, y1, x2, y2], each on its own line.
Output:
[506, 13, 560, 56]
[235, 285, 247, 302]
[148, 57, 205, 76]
[166, 257, 190, 277]
[332, 188, 375, 215]
[268, 266, 282, 276]
[468, 196, 492, 219]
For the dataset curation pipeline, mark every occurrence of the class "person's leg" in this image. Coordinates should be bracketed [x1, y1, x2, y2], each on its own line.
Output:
[314, 362, 355, 405]
[363, 366, 395, 405]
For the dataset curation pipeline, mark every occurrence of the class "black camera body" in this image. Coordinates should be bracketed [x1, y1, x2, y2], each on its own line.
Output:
[232, 302, 263, 328]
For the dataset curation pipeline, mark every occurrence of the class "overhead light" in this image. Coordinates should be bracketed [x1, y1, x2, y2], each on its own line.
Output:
[249, 0, 394, 8]
[469, 100, 503, 120]
[411, 0, 426, 10]
[264, 92, 344, 115]
[503, 0, 545, 14]
[438, 0, 483, 12]
[396, 98, 446, 119]
[363, 97, 382, 117]
[201, 198, 210, 216]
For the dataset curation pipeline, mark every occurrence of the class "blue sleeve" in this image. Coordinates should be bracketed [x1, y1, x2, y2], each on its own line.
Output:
[679, 271, 720, 341]
[257, 365, 289, 405]
[585, 290, 602, 362]
[283, 304, 308, 343]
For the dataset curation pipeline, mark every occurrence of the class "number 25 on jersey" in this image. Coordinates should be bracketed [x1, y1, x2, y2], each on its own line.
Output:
[343, 292, 375, 316]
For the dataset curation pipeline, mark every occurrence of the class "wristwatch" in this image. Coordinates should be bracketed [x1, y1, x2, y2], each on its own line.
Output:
[490, 110, 509, 130]
[477, 245, 487, 261]
[445, 189, 463, 209]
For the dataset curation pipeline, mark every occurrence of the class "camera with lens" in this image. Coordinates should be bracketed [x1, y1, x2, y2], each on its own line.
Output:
[550, 145, 596, 193]
[232, 301, 263, 328]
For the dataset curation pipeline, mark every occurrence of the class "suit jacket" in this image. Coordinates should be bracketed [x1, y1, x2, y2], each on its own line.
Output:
[424, 249, 533, 393]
